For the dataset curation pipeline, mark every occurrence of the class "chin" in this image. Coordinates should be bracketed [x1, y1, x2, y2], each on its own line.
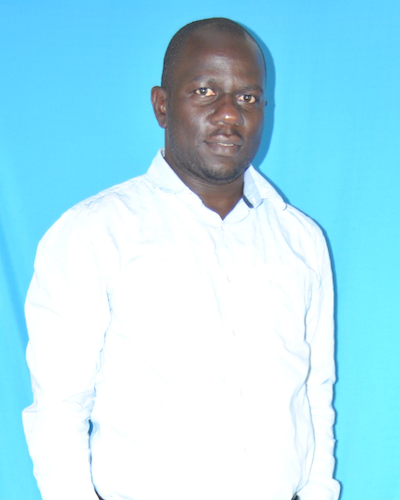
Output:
[199, 162, 248, 184]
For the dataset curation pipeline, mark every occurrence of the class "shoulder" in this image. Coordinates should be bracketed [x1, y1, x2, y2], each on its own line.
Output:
[250, 167, 325, 243]
[281, 203, 325, 243]
[36, 172, 153, 261]
[249, 168, 329, 272]
[69, 173, 150, 220]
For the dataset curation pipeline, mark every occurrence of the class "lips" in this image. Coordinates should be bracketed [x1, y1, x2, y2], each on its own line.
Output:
[204, 143, 242, 159]
[213, 142, 237, 147]
[204, 132, 243, 156]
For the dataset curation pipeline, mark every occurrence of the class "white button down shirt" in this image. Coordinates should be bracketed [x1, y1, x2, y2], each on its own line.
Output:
[23, 150, 340, 500]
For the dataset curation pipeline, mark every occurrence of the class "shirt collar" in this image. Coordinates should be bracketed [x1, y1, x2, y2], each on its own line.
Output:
[243, 166, 287, 210]
[145, 149, 286, 211]
[145, 149, 188, 194]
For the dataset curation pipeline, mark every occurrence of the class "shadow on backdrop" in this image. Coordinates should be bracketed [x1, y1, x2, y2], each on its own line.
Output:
[0, 218, 28, 346]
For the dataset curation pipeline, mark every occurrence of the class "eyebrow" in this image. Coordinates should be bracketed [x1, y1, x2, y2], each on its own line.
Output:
[190, 76, 264, 94]
[240, 84, 264, 94]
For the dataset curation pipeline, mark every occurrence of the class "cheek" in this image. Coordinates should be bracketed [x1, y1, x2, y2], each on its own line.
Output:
[180, 117, 206, 145]
[166, 102, 210, 147]
[168, 110, 195, 136]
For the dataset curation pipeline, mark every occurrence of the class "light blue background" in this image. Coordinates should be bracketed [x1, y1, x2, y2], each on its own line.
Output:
[1, 1, 399, 498]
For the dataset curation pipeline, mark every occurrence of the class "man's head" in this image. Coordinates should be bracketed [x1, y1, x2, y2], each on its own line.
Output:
[151, 18, 266, 187]
[160, 18, 266, 92]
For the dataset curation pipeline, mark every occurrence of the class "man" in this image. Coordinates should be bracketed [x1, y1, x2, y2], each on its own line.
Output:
[23, 18, 340, 500]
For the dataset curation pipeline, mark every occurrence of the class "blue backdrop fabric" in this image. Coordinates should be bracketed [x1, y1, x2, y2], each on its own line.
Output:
[1, 1, 399, 499]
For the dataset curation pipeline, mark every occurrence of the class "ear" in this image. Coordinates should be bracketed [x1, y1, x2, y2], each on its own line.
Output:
[151, 86, 168, 129]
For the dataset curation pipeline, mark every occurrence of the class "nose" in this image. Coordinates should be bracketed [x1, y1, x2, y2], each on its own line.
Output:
[211, 93, 244, 126]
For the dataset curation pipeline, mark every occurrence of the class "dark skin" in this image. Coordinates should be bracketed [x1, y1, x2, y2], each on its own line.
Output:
[151, 28, 266, 219]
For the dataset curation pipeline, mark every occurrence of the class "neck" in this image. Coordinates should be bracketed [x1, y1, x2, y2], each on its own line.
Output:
[169, 165, 245, 219]
[192, 176, 244, 219]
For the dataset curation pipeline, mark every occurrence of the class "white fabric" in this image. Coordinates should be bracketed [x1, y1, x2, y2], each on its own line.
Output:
[23, 150, 340, 500]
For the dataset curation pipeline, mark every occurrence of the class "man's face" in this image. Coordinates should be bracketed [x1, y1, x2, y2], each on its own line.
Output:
[153, 30, 266, 185]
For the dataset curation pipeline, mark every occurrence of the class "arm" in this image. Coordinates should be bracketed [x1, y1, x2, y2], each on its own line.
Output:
[23, 209, 110, 500]
[298, 232, 341, 500]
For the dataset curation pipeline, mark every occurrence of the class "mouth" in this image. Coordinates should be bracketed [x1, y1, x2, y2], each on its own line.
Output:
[204, 134, 243, 156]
[214, 142, 237, 147]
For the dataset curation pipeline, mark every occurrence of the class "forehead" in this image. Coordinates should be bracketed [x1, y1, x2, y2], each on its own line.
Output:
[171, 30, 265, 88]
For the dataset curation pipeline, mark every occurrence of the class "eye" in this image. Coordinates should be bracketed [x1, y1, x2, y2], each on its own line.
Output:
[237, 94, 257, 104]
[195, 87, 216, 97]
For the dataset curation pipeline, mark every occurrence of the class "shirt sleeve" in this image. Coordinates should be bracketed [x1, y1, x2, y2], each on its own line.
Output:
[23, 207, 110, 500]
[298, 229, 341, 500]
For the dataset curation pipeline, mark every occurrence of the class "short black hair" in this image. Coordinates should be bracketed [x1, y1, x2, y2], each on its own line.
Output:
[161, 17, 266, 90]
